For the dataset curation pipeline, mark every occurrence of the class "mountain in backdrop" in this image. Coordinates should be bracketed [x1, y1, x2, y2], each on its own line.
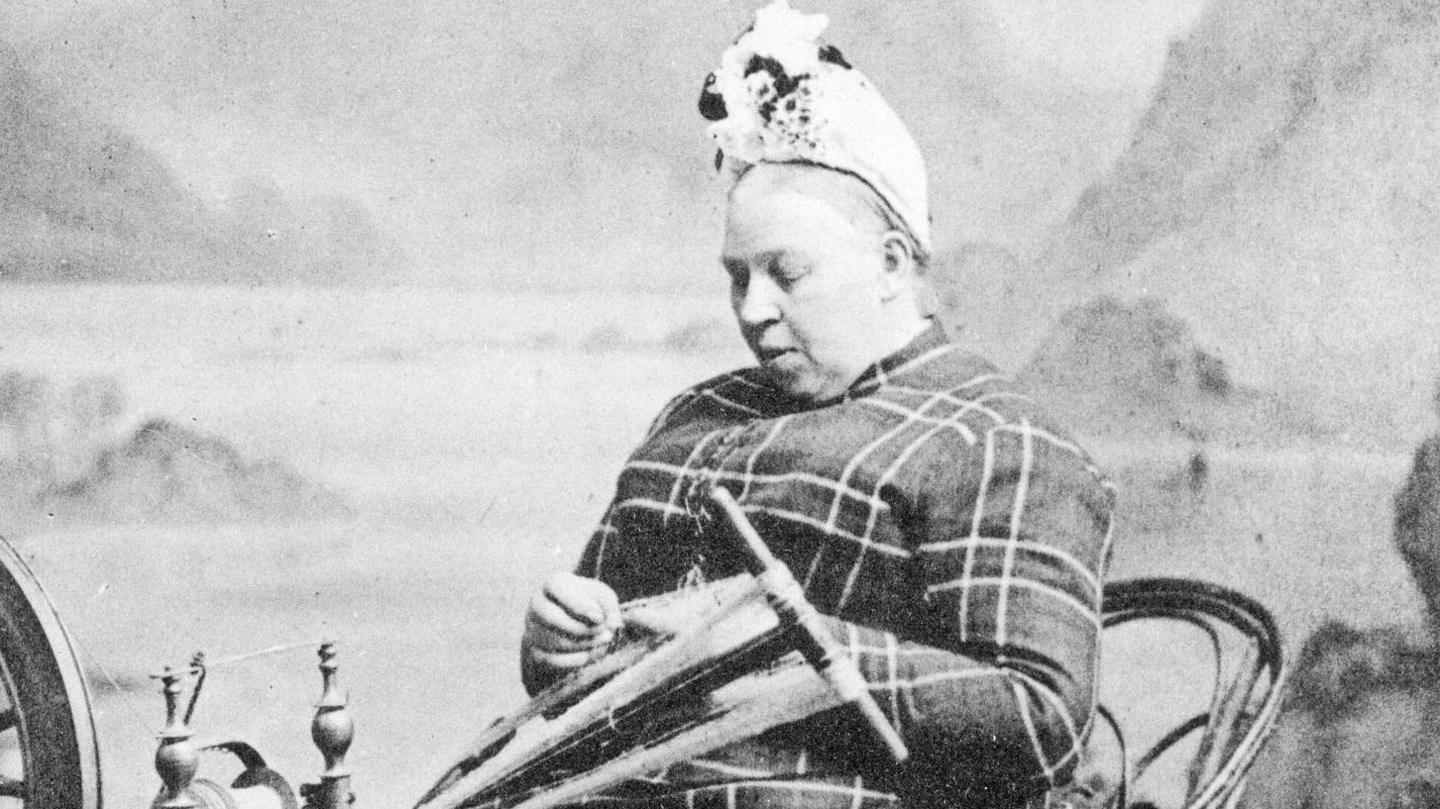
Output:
[0, 42, 405, 285]
[5, 1, 1165, 290]
[1014, 296, 1329, 446]
[6, 0, 1438, 436]
[1027, 0, 1440, 436]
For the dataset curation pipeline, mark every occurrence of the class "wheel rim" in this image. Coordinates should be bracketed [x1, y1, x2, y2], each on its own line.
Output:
[0, 535, 102, 808]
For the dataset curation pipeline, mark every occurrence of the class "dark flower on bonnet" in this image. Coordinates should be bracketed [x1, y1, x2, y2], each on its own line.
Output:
[697, 0, 931, 254]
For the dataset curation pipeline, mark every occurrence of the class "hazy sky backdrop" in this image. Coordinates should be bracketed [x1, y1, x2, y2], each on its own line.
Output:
[9, 0, 1440, 433]
[0, 0, 1205, 287]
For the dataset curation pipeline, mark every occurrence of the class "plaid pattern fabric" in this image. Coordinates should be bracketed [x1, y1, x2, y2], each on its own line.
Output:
[565, 776, 1057, 809]
[574, 323, 1116, 809]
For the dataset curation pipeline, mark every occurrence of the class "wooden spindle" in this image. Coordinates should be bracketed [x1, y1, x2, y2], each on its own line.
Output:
[152, 666, 200, 809]
[306, 641, 355, 808]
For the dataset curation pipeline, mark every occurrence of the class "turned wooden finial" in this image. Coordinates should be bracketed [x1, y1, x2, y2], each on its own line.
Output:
[152, 666, 200, 809]
[305, 641, 355, 808]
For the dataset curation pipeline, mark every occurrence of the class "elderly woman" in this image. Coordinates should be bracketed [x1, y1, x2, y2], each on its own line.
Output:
[520, 4, 1115, 809]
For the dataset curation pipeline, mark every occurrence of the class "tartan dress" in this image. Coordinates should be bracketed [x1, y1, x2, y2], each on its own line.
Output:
[571, 323, 1116, 809]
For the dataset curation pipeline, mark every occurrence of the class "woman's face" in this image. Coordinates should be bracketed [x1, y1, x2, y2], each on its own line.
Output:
[721, 173, 894, 402]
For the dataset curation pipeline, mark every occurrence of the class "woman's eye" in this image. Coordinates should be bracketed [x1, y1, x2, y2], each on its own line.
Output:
[769, 257, 811, 285]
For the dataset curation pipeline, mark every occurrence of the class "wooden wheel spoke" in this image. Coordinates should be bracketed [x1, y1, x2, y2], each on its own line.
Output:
[0, 774, 24, 798]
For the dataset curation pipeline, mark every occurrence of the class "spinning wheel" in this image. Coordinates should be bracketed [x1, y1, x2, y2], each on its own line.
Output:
[1097, 578, 1287, 809]
[0, 534, 102, 808]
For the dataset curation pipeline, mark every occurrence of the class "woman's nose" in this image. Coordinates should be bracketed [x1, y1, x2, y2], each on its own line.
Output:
[734, 274, 783, 326]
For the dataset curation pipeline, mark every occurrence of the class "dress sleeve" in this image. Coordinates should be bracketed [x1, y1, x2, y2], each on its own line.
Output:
[826, 418, 1115, 793]
[574, 502, 617, 579]
[574, 384, 703, 580]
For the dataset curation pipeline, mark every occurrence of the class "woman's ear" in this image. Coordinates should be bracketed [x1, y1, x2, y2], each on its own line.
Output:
[877, 230, 918, 302]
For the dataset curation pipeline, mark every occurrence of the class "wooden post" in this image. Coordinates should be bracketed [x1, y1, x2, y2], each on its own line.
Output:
[304, 641, 355, 808]
[152, 666, 200, 809]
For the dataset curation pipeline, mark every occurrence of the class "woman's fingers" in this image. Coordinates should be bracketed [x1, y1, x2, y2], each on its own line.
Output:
[543, 573, 620, 628]
[572, 575, 624, 632]
[527, 625, 611, 654]
[526, 573, 623, 656]
[527, 647, 603, 676]
[526, 606, 612, 655]
[520, 573, 625, 693]
[528, 592, 597, 641]
[527, 626, 605, 654]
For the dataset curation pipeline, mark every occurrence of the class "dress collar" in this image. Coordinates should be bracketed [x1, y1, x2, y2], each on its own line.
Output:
[840, 319, 951, 400]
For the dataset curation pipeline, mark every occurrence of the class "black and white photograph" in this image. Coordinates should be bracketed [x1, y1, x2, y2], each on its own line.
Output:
[0, 0, 1436, 806]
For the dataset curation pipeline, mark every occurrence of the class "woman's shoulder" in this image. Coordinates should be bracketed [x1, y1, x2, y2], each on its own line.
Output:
[643, 366, 771, 434]
[886, 342, 1017, 400]
[885, 343, 1088, 436]
[665, 366, 773, 410]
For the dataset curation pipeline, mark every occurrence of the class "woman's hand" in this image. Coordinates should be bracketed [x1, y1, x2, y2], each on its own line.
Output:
[520, 572, 623, 694]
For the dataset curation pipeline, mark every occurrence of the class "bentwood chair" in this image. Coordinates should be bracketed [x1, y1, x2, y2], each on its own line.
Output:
[1093, 578, 1288, 809]
[1082, 572, 1290, 806]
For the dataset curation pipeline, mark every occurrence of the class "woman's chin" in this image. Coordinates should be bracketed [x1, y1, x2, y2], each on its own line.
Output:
[754, 360, 843, 403]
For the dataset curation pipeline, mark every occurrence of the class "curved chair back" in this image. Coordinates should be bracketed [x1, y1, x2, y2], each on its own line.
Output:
[1098, 577, 1288, 809]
